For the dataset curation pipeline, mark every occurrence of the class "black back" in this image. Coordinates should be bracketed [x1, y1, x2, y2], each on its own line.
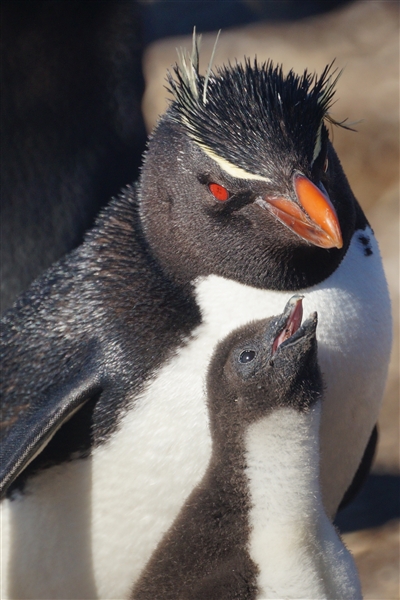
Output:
[0, 187, 200, 496]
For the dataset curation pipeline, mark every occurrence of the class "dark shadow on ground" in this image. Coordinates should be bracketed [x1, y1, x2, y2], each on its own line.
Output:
[335, 474, 400, 533]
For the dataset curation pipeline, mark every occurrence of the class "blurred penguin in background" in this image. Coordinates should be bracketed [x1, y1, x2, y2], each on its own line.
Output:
[0, 0, 147, 313]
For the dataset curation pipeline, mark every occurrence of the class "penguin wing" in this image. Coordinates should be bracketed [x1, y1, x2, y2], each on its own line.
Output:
[338, 425, 378, 511]
[0, 369, 103, 499]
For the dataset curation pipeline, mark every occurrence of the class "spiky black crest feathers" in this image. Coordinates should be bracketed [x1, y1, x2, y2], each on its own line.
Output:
[167, 33, 348, 180]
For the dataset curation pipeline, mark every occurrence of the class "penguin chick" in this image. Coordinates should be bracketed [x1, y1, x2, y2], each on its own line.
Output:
[131, 297, 362, 600]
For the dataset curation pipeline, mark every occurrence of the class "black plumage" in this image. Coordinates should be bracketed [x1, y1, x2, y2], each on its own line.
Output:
[1, 188, 200, 494]
[168, 57, 341, 178]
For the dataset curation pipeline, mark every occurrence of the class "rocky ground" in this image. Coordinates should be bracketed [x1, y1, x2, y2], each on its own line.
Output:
[142, 2, 399, 597]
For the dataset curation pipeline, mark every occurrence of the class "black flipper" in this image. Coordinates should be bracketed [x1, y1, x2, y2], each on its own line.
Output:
[0, 372, 103, 499]
[338, 425, 378, 511]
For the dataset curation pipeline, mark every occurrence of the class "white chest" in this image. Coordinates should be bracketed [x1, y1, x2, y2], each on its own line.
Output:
[245, 407, 362, 599]
[1, 227, 391, 599]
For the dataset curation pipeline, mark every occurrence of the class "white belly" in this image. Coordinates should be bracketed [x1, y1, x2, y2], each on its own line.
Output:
[1, 227, 392, 599]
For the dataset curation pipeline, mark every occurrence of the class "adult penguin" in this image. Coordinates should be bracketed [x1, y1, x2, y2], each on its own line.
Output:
[0, 35, 391, 599]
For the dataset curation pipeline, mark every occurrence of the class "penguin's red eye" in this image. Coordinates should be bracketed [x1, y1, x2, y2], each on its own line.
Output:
[208, 183, 230, 201]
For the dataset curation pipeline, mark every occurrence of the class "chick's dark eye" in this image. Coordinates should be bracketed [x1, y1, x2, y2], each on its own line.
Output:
[208, 183, 230, 201]
[239, 350, 256, 364]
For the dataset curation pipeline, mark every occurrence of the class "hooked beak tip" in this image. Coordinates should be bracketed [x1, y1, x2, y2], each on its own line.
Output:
[259, 174, 343, 250]
[294, 174, 343, 249]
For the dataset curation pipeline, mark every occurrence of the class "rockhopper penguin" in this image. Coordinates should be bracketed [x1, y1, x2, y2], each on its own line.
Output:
[131, 297, 362, 600]
[0, 34, 391, 598]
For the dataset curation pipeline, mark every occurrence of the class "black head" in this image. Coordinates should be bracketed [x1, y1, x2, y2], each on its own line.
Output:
[207, 297, 323, 436]
[139, 36, 359, 291]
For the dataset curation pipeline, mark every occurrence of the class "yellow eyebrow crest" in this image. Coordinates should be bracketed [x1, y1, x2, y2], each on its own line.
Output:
[195, 142, 272, 183]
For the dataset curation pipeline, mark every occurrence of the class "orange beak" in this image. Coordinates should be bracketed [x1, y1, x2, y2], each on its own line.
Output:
[263, 174, 343, 249]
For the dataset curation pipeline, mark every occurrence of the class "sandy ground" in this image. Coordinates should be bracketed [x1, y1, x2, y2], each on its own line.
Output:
[142, 2, 399, 597]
